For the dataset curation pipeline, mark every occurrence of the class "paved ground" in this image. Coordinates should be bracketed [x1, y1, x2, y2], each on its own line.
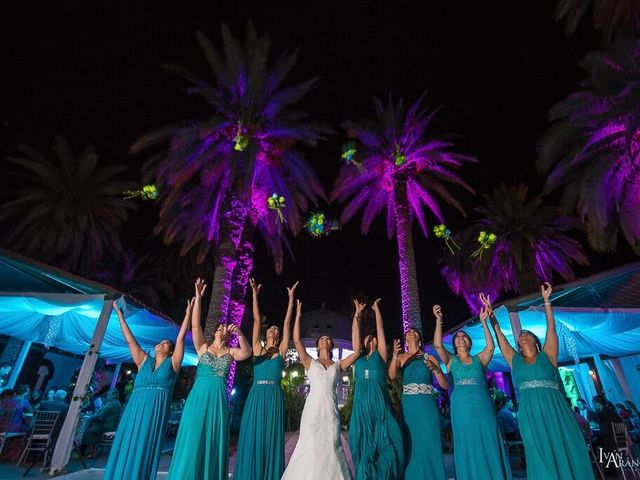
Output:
[0, 432, 537, 479]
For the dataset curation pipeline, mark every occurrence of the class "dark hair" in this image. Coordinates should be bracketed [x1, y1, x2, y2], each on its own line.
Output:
[16, 384, 29, 395]
[164, 339, 176, 353]
[518, 330, 542, 353]
[266, 325, 282, 347]
[207, 322, 229, 344]
[573, 406, 581, 414]
[624, 400, 639, 415]
[451, 330, 473, 353]
[315, 335, 334, 359]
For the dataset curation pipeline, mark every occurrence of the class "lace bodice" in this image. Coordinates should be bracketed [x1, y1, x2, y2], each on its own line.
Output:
[306, 359, 341, 401]
[196, 352, 233, 379]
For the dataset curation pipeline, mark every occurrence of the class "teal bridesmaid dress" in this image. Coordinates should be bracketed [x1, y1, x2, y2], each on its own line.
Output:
[512, 351, 594, 480]
[349, 350, 404, 479]
[104, 356, 176, 480]
[449, 354, 511, 480]
[168, 352, 233, 480]
[401, 356, 446, 480]
[234, 354, 285, 480]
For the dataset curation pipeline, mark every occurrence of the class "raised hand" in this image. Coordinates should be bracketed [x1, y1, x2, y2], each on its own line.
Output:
[227, 324, 242, 336]
[393, 339, 402, 357]
[353, 299, 367, 317]
[195, 278, 207, 298]
[541, 282, 552, 302]
[479, 305, 489, 323]
[296, 299, 303, 318]
[112, 300, 122, 314]
[479, 292, 493, 312]
[286, 281, 299, 299]
[372, 298, 382, 312]
[249, 278, 261, 297]
[425, 355, 443, 375]
[433, 304, 443, 322]
[186, 297, 195, 314]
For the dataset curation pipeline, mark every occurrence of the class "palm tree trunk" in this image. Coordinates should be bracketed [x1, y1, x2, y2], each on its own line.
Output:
[204, 195, 248, 340]
[394, 176, 423, 334]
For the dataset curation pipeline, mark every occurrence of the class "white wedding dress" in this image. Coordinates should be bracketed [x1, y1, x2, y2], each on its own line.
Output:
[282, 359, 353, 480]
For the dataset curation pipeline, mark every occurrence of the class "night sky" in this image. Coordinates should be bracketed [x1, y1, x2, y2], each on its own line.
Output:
[2, 2, 635, 341]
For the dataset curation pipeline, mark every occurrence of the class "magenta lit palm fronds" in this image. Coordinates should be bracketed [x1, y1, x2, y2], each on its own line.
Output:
[538, 36, 640, 254]
[332, 94, 476, 332]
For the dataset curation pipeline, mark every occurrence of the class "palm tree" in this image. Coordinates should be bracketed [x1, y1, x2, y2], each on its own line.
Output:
[554, 0, 640, 40]
[1, 136, 136, 276]
[440, 184, 589, 312]
[91, 250, 174, 308]
[130, 23, 330, 343]
[332, 95, 476, 333]
[538, 36, 640, 254]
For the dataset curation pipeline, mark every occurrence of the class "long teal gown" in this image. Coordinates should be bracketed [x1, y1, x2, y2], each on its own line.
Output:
[168, 352, 233, 480]
[401, 356, 446, 480]
[234, 354, 285, 480]
[349, 350, 404, 479]
[449, 354, 511, 480]
[104, 356, 177, 480]
[512, 351, 594, 480]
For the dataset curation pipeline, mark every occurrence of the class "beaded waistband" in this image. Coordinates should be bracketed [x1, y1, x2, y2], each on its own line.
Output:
[255, 380, 276, 385]
[519, 380, 559, 391]
[454, 378, 485, 387]
[132, 385, 171, 392]
[403, 383, 436, 395]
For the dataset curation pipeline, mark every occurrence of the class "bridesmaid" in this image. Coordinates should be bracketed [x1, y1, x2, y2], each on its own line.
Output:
[104, 297, 192, 480]
[491, 283, 594, 480]
[349, 298, 404, 479]
[168, 278, 252, 480]
[433, 298, 511, 480]
[389, 328, 448, 480]
[234, 278, 298, 480]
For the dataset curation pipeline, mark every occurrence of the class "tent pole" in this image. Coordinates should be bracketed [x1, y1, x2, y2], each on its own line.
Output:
[49, 297, 113, 475]
[6, 340, 32, 389]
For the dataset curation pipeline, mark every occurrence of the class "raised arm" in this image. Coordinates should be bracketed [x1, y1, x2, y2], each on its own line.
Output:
[477, 305, 496, 368]
[249, 278, 263, 355]
[480, 292, 516, 367]
[388, 339, 402, 380]
[340, 299, 365, 370]
[540, 283, 559, 366]
[192, 278, 208, 356]
[279, 281, 298, 357]
[172, 298, 194, 372]
[425, 354, 449, 389]
[432, 304, 451, 368]
[372, 298, 388, 362]
[293, 300, 312, 370]
[228, 324, 252, 361]
[113, 300, 147, 369]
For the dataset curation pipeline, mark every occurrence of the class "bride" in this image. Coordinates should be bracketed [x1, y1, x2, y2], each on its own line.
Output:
[282, 299, 363, 480]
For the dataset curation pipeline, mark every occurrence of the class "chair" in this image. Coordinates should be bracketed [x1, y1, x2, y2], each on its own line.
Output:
[612, 421, 640, 479]
[0, 408, 28, 459]
[16, 410, 60, 474]
[587, 441, 605, 480]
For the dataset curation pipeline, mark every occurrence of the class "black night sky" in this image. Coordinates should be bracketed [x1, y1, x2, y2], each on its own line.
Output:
[2, 1, 636, 341]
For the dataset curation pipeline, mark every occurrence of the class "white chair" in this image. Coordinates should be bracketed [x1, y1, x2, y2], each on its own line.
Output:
[16, 410, 60, 470]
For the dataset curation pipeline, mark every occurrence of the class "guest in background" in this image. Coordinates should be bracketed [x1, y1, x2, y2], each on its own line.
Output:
[576, 398, 598, 424]
[592, 396, 621, 452]
[0, 362, 12, 390]
[497, 397, 520, 441]
[38, 389, 69, 414]
[1, 384, 32, 432]
[572, 406, 593, 442]
[81, 389, 122, 457]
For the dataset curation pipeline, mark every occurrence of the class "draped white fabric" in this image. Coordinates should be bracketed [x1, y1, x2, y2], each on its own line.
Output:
[0, 293, 198, 365]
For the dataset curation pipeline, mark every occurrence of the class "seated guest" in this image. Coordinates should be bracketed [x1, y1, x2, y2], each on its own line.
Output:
[81, 389, 122, 457]
[625, 400, 640, 443]
[0, 384, 33, 432]
[39, 389, 69, 414]
[592, 396, 621, 451]
[573, 406, 593, 441]
[576, 397, 598, 424]
[497, 397, 520, 440]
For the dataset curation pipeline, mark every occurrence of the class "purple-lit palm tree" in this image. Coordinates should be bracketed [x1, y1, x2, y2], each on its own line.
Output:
[332, 95, 476, 333]
[440, 184, 588, 313]
[538, 36, 640, 254]
[131, 24, 329, 348]
[1, 136, 136, 276]
[554, 0, 639, 40]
